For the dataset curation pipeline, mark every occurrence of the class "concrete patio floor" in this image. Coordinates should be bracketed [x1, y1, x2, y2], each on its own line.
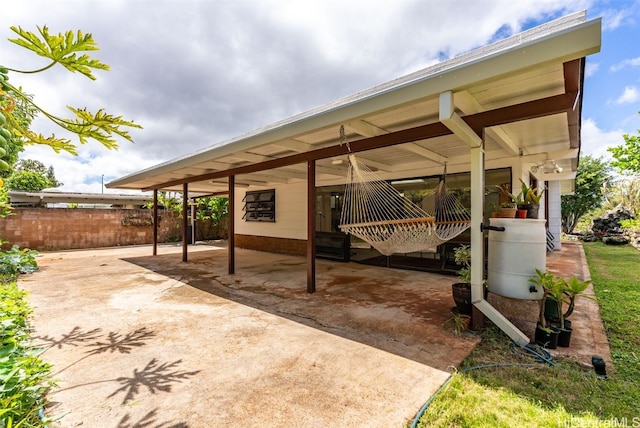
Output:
[18, 240, 610, 427]
[21, 243, 476, 428]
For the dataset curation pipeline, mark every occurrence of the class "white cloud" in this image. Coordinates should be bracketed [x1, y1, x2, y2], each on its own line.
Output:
[580, 118, 626, 159]
[585, 61, 600, 77]
[610, 57, 640, 72]
[2, 1, 606, 192]
[598, 3, 637, 31]
[614, 86, 639, 104]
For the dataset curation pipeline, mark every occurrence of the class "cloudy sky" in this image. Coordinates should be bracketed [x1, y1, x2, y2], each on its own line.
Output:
[3, 0, 640, 193]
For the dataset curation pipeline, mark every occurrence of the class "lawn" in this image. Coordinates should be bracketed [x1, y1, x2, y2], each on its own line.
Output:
[413, 241, 640, 427]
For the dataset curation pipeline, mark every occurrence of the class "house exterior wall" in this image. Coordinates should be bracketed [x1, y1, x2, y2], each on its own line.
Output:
[0, 208, 182, 251]
[234, 182, 308, 255]
[231, 164, 561, 256]
[236, 181, 308, 240]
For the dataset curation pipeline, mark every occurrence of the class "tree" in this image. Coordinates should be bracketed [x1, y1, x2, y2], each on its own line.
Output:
[0, 25, 142, 215]
[608, 114, 640, 174]
[6, 159, 62, 191]
[0, 26, 141, 156]
[561, 155, 612, 233]
[603, 175, 640, 216]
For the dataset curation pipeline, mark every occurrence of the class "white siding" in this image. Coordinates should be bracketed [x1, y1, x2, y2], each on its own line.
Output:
[235, 182, 308, 240]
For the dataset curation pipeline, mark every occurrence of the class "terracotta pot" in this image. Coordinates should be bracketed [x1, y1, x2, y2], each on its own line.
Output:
[499, 208, 517, 218]
[516, 209, 528, 218]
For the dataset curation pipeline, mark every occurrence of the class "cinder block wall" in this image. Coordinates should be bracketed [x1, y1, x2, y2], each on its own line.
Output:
[0, 208, 182, 250]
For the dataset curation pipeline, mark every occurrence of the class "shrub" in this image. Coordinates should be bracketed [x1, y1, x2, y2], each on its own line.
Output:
[1, 282, 54, 427]
[0, 246, 38, 283]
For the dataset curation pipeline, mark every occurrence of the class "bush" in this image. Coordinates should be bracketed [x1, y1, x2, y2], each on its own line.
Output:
[620, 218, 640, 230]
[1, 282, 54, 427]
[0, 246, 38, 283]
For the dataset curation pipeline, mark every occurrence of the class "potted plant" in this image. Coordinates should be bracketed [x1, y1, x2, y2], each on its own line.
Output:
[518, 179, 545, 219]
[544, 276, 593, 347]
[495, 185, 519, 218]
[452, 244, 472, 315]
[499, 202, 518, 218]
[529, 268, 563, 349]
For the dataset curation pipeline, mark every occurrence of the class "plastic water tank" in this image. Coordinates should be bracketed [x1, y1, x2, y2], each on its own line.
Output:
[487, 218, 546, 300]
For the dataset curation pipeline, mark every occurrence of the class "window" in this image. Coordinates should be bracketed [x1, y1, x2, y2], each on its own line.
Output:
[242, 189, 275, 222]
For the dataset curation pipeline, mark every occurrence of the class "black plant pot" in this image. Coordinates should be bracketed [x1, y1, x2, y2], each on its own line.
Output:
[547, 318, 572, 331]
[557, 327, 573, 347]
[535, 324, 559, 349]
[452, 282, 472, 316]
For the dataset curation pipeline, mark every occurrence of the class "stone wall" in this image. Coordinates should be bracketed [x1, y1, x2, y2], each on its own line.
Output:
[0, 208, 183, 251]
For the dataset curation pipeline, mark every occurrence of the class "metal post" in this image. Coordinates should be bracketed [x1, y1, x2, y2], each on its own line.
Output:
[307, 160, 316, 293]
[182, 183, 188, 262]
[153, 189, 158, 256]
[228, 175, 235, 274]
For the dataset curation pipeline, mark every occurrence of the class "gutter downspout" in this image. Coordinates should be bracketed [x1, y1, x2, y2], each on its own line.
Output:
[440, 91, 529, 346]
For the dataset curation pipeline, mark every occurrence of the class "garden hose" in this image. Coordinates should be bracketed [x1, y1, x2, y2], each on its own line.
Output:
[409, 340, 555, 428]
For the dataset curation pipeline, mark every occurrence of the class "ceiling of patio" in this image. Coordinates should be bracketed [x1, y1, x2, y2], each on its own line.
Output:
[107, 12, 601, 196]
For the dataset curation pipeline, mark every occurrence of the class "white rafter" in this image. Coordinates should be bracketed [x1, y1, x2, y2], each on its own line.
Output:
[455, 90, 520, 155]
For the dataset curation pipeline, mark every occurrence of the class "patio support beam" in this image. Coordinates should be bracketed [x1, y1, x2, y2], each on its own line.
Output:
[182, 183, 188, 262]
[442, 90, 529, 344]
[153, 189, 158, 256]
[307, 160, 316, 293]
[229, 175, 235, 274]
[469, 141, 486, 331]
[439, 91, 482, 148]
[470, 142, 529, 345]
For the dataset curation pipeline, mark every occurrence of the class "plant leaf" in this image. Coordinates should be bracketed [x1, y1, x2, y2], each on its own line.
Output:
[9, 25, 109, 80]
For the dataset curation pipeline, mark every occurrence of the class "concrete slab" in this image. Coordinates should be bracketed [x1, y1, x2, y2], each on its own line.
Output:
[20, 243, 478, 427]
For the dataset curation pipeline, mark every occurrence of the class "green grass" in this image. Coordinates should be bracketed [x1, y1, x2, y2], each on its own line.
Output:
[414, 242, 640, 427]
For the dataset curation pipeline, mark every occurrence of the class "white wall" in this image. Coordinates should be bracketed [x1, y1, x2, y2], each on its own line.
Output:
[235, 182, 308, 240]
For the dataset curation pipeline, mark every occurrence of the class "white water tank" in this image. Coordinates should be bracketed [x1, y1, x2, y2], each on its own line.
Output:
[487, 218, 546, 300]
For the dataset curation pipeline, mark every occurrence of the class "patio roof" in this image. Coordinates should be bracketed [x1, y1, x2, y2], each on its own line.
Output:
[107, 11, 601, 195]
[8, 190, 153, 207]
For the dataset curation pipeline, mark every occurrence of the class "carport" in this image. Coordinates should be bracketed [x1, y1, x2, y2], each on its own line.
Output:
[108, 12, 602, 346]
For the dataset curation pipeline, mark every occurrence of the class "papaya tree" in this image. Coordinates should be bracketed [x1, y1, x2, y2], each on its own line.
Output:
[0, 25, 142, 215]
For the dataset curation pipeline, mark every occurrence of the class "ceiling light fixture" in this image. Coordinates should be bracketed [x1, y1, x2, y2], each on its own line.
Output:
[531, 159, 563, 174]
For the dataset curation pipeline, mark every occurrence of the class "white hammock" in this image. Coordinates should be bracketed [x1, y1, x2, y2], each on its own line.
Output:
[339, 154, 471, 256]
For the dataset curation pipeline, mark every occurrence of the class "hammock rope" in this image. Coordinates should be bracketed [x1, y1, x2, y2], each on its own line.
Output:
[338, 153, 471, 256]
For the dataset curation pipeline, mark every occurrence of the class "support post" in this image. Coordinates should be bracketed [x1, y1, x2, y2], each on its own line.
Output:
[191, 202, 196, 245]
[469, 143, 486, 330]
[228, 175, 235, 275]
[153, 189, 158, 256]
[470, 142, 529, 345]
[182, 183, 188, 262]
[307, 160, 316, 293]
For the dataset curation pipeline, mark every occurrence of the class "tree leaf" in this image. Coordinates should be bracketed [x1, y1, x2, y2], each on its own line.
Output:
[9, 25, 109, 80]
